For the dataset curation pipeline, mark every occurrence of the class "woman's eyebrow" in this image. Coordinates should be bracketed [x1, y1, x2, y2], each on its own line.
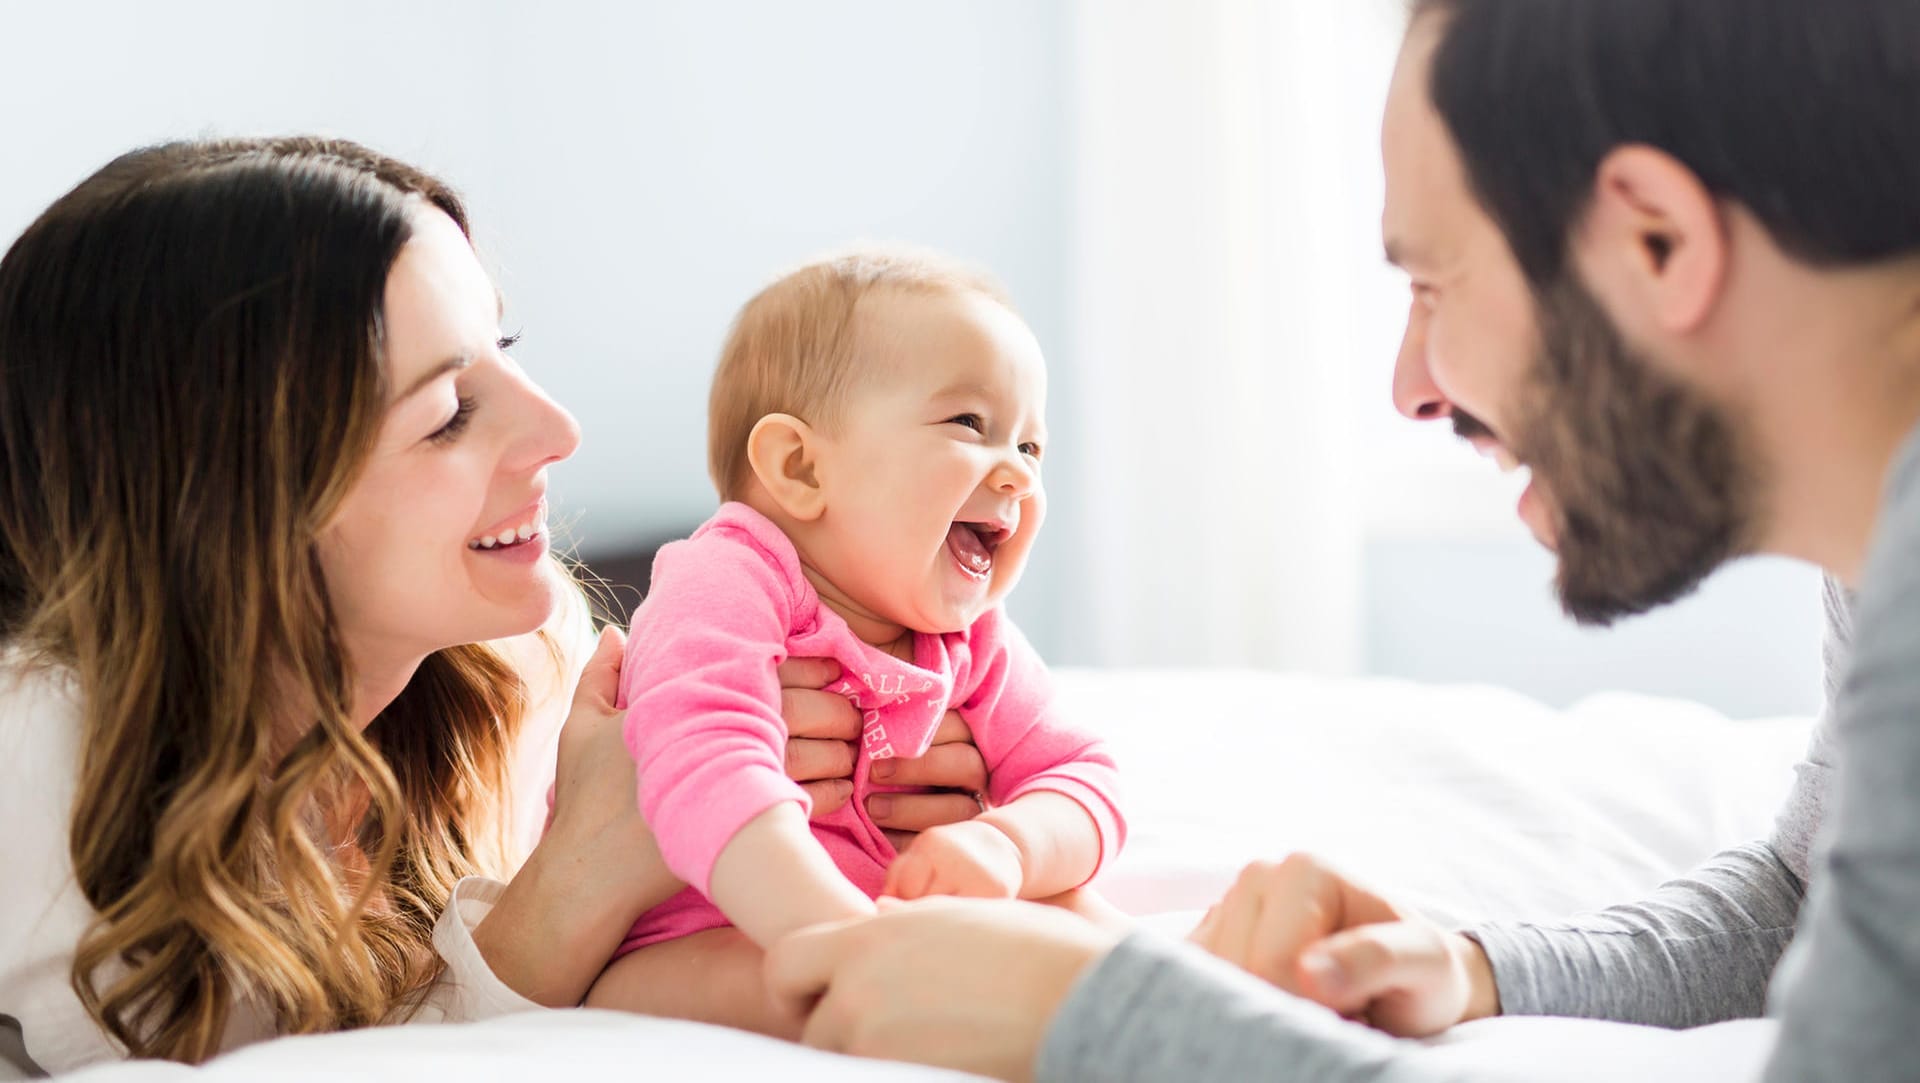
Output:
[396, 355, 474, 402]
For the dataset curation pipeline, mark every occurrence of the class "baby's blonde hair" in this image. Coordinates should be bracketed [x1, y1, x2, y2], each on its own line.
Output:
[707, 244, 1013, 501]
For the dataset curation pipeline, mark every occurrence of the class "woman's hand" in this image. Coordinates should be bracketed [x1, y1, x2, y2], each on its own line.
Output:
[777, 657, 989, 833]
[767, 897, 1120, 1082]
[475, 626, 683, 1007]
[1187, 853, 1499, 1036]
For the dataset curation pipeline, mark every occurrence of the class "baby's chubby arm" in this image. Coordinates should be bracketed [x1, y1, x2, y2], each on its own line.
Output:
[884, 791, 1103, 900]
[883, 609, 1126, 901]
[624, 520, 874, 947]
[710, 804, 875, 944]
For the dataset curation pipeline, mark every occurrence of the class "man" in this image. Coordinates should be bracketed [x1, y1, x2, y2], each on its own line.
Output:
[764, 2, 1920, 1080]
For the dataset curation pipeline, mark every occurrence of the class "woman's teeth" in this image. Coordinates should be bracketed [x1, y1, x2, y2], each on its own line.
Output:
[469, 518, 542, 550]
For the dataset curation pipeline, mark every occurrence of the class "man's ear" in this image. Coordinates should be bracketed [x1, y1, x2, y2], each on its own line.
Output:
[1584, 144, 1728, 334]
[746, 413, 827, 522]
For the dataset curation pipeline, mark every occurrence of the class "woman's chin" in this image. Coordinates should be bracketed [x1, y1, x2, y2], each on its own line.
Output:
[473, 571, 565, 646]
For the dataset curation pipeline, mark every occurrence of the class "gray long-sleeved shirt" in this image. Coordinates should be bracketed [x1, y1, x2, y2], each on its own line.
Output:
[1039, 430, 1920, 1082]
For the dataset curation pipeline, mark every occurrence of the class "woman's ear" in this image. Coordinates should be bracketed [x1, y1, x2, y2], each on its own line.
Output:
[746, 414, 828, 522]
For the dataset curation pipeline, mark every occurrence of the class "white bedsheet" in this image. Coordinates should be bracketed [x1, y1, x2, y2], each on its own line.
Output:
[57, 669, 1813, 1082]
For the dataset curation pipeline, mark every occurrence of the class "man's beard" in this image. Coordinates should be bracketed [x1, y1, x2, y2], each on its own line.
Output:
[1472, 274, 1761, 626]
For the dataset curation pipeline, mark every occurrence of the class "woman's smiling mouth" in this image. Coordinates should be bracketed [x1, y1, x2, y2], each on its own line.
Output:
[468, 501, 547, 552]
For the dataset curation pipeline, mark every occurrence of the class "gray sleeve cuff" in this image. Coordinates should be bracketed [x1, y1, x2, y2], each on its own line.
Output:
[1036, 932, 1406, 1083]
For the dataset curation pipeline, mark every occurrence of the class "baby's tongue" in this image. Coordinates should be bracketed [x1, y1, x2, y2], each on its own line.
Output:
[946, 523, 993, 574]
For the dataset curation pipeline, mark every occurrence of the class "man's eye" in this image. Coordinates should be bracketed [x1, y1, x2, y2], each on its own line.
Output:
[946, 414, 984, 432]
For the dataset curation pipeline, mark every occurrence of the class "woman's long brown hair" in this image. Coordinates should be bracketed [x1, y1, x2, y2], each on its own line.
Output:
[0, 137, 530, 1060]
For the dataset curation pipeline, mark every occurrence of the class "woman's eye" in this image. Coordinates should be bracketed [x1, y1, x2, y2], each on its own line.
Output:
[946, 414, 984, 433]
[497, 331, 522, 352]
[428, 396, 477, 445]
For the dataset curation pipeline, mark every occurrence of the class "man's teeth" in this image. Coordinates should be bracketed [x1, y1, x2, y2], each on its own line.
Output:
[469, 519, 542, 550]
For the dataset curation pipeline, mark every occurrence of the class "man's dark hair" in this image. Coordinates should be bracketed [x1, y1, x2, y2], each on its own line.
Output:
[1414, 0, 1920, 285]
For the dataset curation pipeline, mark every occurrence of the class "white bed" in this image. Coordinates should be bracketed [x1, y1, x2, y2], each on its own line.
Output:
[60, 669, 1812, 1082]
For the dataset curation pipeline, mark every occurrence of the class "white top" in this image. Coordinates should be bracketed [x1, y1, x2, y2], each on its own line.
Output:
[0, 592, 594, 1075]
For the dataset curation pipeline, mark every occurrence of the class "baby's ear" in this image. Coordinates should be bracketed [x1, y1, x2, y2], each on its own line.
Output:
[745, 413, 827, 522]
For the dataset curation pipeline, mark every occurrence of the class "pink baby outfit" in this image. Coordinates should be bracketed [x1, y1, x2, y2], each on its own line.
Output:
[616, 502, 1125, 953]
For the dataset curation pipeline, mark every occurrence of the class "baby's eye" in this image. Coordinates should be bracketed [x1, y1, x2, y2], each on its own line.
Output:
[946, 414, 984, 432]
[1019, 441, 1043, 460]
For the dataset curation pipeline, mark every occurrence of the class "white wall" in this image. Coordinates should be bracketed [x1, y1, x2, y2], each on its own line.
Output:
[0, 2, 1827, 717]
[0, 0, 1081, 646]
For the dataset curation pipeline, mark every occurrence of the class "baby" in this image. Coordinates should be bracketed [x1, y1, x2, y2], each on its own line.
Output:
[583, 246, 1125, 1035]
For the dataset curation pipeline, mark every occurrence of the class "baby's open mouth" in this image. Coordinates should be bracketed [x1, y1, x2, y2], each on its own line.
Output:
[946, 521, 1010, 577]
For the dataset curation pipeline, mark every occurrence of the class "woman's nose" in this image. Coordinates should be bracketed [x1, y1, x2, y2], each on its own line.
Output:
[514, 379, 581, 472]
[1392, 302, 1451, 422]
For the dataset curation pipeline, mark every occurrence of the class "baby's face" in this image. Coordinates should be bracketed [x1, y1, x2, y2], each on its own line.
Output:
[806, 289, 1048, 636]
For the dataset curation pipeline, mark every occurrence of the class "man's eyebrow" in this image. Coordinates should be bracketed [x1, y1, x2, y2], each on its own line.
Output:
[397, 355, 473, 402]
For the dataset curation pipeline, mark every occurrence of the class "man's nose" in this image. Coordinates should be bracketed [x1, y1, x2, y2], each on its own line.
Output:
[1392, 302, 1451, 421]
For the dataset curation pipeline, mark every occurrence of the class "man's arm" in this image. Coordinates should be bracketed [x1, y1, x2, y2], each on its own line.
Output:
[1760, 453, 1920, 1081]
[1457, 577, 1845, 1028]
[1039, 933, 1413, 1083]
[1463, 841, 1803, 1027]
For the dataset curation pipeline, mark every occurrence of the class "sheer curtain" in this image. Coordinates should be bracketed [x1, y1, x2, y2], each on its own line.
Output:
[1062, 0, 1404, 672]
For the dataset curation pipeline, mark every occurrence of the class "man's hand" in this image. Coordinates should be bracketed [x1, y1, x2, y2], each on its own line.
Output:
[777, 657, 988, 832]
[766, 897, 1121, 1083]
[883, 820, 1025, 900]
[1188, 853, 1500, 1036]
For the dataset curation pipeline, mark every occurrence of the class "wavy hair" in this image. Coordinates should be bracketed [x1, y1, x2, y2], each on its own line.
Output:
[0, 137, 530, 1061]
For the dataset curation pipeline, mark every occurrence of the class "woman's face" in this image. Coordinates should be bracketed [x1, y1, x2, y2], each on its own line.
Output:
[317, 208, 580, 687]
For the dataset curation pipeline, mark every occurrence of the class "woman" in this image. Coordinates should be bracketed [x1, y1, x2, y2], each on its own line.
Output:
[0, 136, 985, 1072]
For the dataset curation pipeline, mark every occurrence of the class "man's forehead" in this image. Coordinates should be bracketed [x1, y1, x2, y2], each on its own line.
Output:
[1380, 20, 1471, 273]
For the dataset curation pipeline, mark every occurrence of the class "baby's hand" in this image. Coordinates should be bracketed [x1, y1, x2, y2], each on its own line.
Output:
[882, 820, 1024, 900]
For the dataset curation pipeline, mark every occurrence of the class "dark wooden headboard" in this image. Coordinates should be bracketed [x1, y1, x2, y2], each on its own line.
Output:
[574, 529, 691, 626]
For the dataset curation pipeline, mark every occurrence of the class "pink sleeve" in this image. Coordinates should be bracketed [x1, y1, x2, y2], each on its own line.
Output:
[619, 527, 807, 895]
[960, 610, 1127, 881]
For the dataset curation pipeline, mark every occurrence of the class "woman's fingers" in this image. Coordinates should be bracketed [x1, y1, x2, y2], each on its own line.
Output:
[780, 686, 860, 796]
[786, 735, 856, 783]
[870, 742, 987, 791]
[866, 791, 982, 832]
[575, 625, 627, 713]
[800, 779, 856, 817]
[782, 687, 862, 742]
[777, 656, 843, 691]
[927, 710, 973, 747]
